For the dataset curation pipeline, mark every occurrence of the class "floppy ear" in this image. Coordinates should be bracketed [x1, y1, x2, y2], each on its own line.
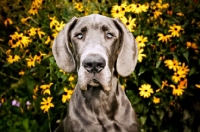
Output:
[113, 18, 138, 77]
[52, 17, 78, 73]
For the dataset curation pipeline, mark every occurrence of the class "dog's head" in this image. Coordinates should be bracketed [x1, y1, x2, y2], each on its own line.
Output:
[52, 14, 138, 91]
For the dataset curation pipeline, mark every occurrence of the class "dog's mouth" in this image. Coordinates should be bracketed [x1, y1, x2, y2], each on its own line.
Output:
[88, 78, 101, 87]
[78, 66, 112, 92]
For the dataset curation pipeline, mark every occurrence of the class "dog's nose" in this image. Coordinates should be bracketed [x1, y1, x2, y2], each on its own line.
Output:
[83, 55, 106, 73]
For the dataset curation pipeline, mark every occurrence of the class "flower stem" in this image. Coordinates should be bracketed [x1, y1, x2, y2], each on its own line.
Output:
[48, 111, 52, 132]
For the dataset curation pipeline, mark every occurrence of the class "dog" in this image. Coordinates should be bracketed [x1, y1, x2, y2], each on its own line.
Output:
[52, 14, 139, 132]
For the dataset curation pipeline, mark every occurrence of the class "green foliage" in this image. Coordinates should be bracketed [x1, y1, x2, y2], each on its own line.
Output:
[0, 0, 200, 131]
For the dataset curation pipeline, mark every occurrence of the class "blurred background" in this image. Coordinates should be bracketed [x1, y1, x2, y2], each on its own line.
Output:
[0, 0, 200, 131]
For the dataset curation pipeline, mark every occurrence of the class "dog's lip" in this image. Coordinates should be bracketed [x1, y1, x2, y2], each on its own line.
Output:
[92, 79, 99, 83]
[88, 78, 100, 87]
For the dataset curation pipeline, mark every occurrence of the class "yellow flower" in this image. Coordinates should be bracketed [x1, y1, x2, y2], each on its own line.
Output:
[169, 84, 184, 96]
[121, 85, 125, 90]
[52, 31, 59, 38]
[26, 55, 37, 68]
[33, 85, 39, 100]
[55, 21, 65, 32]
[120, 16, 136, 32]
[161, 80, 168, 89]
[32, 0, 43, 6]
[177, 63, 189, 75]
[28, 0, 42, 15]
[62, 88, 73, 103]
[21, 17, 31, 24]
[191, 43, 198, 50]
[9, 32, 31, 48]
[164, 59, 179, 71]
[130, 4, 148, 14]
[40, 83, 53, 95]
[27, 27, 45, 38]
[59, 69, 66, 74]
[19, 70, 25, 75]
[6, 49, 12, 55]
[158, 33, 171, 43]
[36, 28, 45, 39]
[176, 12, 184, 16]
[195, 84, 200, 88]
[49, 16, 59, 29]
[45, 36, 51, 44]
[35, 52, 46, 63]
[138, 48, 146, 62]
[153, 96, 160, 104]
[168, 24, 183, 37]
[28, 27, 37, 36]
[178, 78, 187, 89]
[40, 97, 54, 113]
[28, 6, 38, 15]
[156, 0, 169, 9]
[153, 10, 162, 19]
[141, 4, 149, 12]
[7, 55, 21, 64]
[111, 5, 125, 18]
[34, 85, 39, 95]
[172, 72, 183, 83]
[74, 2, 83, 12]
[139, 84, 154, 98]
[68, 76, 75, 82]
[136, 35, 148, 48]
[171, 63, 189, 83]
[4, 18, 13, 27]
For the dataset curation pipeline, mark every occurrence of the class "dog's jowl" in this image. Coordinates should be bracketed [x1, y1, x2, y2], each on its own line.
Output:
[52, 14, 139, 132]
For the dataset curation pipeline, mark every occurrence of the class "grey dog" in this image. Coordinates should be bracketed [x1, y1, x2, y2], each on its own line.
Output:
[52, 14, 139, 132]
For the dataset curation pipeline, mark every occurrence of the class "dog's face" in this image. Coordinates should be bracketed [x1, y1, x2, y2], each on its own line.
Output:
[53, 14, 138, 92]
[70, 15, 121, 91]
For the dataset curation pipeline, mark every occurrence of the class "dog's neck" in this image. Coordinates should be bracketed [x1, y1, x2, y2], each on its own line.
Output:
[72, 76, 120, 119]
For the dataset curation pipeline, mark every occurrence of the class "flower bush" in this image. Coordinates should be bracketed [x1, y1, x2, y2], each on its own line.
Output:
[0, 0, 200, 131]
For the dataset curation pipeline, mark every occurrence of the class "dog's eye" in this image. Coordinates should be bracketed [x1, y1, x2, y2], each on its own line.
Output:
[77, 33, 83, 39]
[106, 33, 113, 39]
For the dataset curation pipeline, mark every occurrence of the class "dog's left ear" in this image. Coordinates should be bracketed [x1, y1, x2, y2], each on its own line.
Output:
[113, 18, 138, 77]
[52, 17, 78, 73]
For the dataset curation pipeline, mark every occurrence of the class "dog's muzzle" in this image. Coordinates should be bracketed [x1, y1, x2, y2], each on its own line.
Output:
[82, 54, 106, 73]
[78, 53, 112, 91]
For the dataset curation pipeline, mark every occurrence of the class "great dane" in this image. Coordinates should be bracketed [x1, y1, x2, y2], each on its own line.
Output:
[52, 14, 139, 132]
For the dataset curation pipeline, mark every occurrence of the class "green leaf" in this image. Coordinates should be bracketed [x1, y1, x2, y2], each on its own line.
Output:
[152, 76, 161, 87]
[145, 30, 151, 35]
[49, 57, 55, 64]
[183, 51, 189, 64]
[150, 115, 157, 125]
[30, 67, 38, 73]
[183, 110, 190, 121]
[188, 67, 196, 76]
[2, 63, 10, 67]
[25, 76, 35, 93]
[138, 66, 146, 76]
[156, 60, 162, 68]
[156, 109, 164, 120]
[22, 118, 29, 130]
[140, 116, 147, 125]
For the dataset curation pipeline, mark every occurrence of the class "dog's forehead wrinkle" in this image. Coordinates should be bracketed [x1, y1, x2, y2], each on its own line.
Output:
[76, 15, 116, 31]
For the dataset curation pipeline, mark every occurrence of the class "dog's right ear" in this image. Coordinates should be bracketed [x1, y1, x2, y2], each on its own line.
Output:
[52, 17, 78, 73]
